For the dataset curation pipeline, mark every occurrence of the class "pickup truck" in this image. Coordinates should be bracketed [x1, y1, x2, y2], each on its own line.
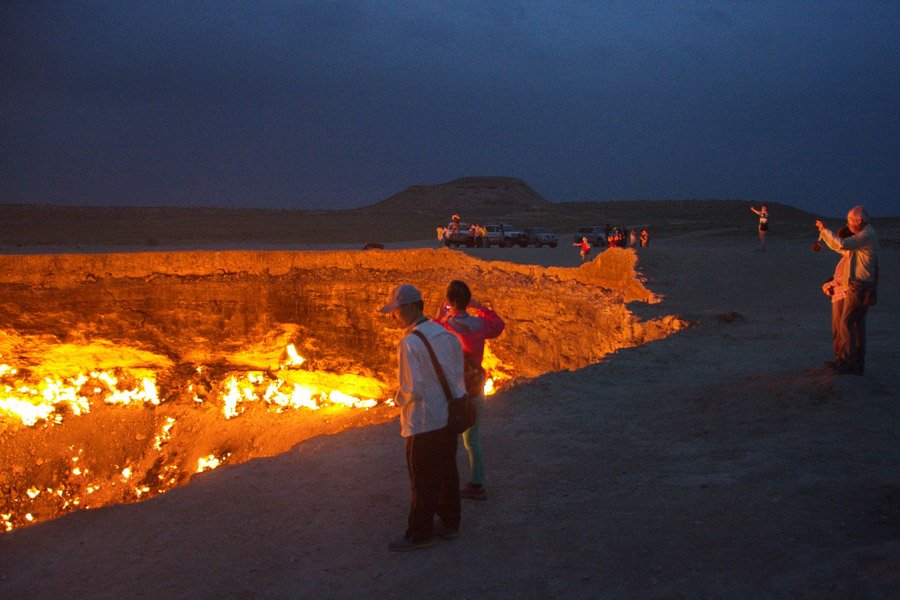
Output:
[523, 227, 559, 248]
[483, 224, 528, 248]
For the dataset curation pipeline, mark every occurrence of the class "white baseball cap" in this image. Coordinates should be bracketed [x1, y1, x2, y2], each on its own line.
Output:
[378, 284, 422, 313]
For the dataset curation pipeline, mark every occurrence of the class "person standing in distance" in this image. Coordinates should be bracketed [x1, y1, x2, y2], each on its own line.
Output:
[640, 228, 650, 248]
[574, 236, 591, 262]
[750, 204, 769, 251]
[436, 280, 505, 501]
[815, 205, 879, 375]
[379, 284, 465, 551]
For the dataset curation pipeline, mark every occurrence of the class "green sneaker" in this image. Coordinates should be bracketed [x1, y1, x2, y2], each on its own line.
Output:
[460, 482, 487, 501]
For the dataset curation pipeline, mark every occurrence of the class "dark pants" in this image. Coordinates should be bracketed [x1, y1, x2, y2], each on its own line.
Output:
[831, 288, 868, 372]
[404, 426, 460, 542]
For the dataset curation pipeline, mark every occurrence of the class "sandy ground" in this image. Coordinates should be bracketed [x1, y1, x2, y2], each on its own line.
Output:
[0, 229, 898, 599]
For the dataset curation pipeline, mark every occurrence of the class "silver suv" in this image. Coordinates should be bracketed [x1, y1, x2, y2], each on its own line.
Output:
[523, 227, 559, 248]
[484, 224, 528, 248]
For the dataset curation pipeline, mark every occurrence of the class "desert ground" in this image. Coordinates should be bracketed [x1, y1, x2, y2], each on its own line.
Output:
[0, 201, 898, 599]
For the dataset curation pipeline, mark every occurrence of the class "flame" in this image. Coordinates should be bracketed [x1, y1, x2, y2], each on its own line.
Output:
[481, 345, 511, 395]
[0, 339, 476, 533]
[0, 396, 56, 427]
[153, 417, 177, 450]
[197, 454, 226, 473]
[1, 341, 396, 429]
[328, 389, 377, 409]
[0, 367, 160, 427]
[284, 343, 305, 367]
[217, 356, 385, 419]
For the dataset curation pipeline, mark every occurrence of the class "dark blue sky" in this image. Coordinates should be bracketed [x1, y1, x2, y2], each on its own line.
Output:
[2, 1, 898, 216]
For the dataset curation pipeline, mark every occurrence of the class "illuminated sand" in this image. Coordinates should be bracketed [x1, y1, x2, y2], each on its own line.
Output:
[0, 247, 685, 531]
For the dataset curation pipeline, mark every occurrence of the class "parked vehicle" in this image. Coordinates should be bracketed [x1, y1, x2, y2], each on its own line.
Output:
[523, 227, 558, 248]
[573, 226, 607, 247]
[484, 224, 528, 248]
[443, 223, 478, 247]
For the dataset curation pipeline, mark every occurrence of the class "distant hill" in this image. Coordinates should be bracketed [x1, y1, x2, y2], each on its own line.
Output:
[2, 179, 896, 249]
[366, 177, 552, 216]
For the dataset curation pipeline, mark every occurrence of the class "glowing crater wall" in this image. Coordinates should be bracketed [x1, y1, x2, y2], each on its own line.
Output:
[0, 248, 685, 531]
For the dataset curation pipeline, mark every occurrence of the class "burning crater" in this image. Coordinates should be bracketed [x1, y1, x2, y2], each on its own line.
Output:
[0, 247, 685, 531]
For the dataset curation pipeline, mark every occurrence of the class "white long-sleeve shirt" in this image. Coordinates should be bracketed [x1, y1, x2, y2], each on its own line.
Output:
[820, 224, 878, 286]
[396, 318, 465, 437]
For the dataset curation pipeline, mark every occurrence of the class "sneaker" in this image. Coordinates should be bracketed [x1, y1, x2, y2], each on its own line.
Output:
[832, 362, 864, 376]
[825, 360, 849, 374]
[434, 523, 459, 540]
[460, 482, 487, 501]
[388, 536, 434, 552]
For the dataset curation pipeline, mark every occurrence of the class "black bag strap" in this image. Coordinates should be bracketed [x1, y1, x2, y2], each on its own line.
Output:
[411, 329, 454, 403]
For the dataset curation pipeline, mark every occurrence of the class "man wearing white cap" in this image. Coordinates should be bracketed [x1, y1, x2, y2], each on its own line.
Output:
[379, 284, 466, 551]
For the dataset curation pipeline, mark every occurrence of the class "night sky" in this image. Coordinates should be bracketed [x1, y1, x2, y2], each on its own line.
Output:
[2, 1, 898, 216]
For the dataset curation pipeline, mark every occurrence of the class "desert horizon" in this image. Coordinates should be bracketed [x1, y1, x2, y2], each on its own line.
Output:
[3, 179, 897, 253]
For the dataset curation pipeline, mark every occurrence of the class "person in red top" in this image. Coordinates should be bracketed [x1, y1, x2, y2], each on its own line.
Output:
[435, 280, 505, 501]
[573, 237, 591, 262]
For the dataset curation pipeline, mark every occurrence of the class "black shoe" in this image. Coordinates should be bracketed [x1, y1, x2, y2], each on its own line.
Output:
[826, 360, 848, 373]
[833, 363, 864, 376]
[388, 536, 434, 552]
[434, 523, 459, 540]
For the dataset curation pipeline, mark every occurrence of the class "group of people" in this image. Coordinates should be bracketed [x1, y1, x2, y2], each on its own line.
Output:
[380, 202, 879, 552]
[379, 279, 504, 551]
[437, 214, 487, 246]
[572, 227, 650, 263]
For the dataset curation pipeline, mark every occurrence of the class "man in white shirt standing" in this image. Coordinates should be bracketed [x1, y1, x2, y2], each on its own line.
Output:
[379, 284, 466, 551]
[816, 205, 879, 375]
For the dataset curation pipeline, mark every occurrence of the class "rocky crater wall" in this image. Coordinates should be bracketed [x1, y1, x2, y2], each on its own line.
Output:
[0, 248, 686, 531]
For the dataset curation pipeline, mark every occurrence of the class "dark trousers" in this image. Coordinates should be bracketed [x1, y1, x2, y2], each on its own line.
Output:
[404, 426, 460, 542]
[831, 289, 868, 371]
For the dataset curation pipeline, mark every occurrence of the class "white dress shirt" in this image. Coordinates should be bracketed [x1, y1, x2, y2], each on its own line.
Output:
[396, 319, 465, 437]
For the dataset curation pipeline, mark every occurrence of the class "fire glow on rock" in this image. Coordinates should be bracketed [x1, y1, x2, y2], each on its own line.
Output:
[0, 339, 395, 532]
[0, 248, 684, 533]
[0, 337, 503, 533]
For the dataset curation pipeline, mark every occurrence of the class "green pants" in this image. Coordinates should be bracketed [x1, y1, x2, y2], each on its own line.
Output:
[461, 392, 486, 485]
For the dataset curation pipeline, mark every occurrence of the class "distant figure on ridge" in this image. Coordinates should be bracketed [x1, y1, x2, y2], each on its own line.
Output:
[750, 204, 769, 251]
[436, 280, 504, 502]
[815, 206, 879, 376]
